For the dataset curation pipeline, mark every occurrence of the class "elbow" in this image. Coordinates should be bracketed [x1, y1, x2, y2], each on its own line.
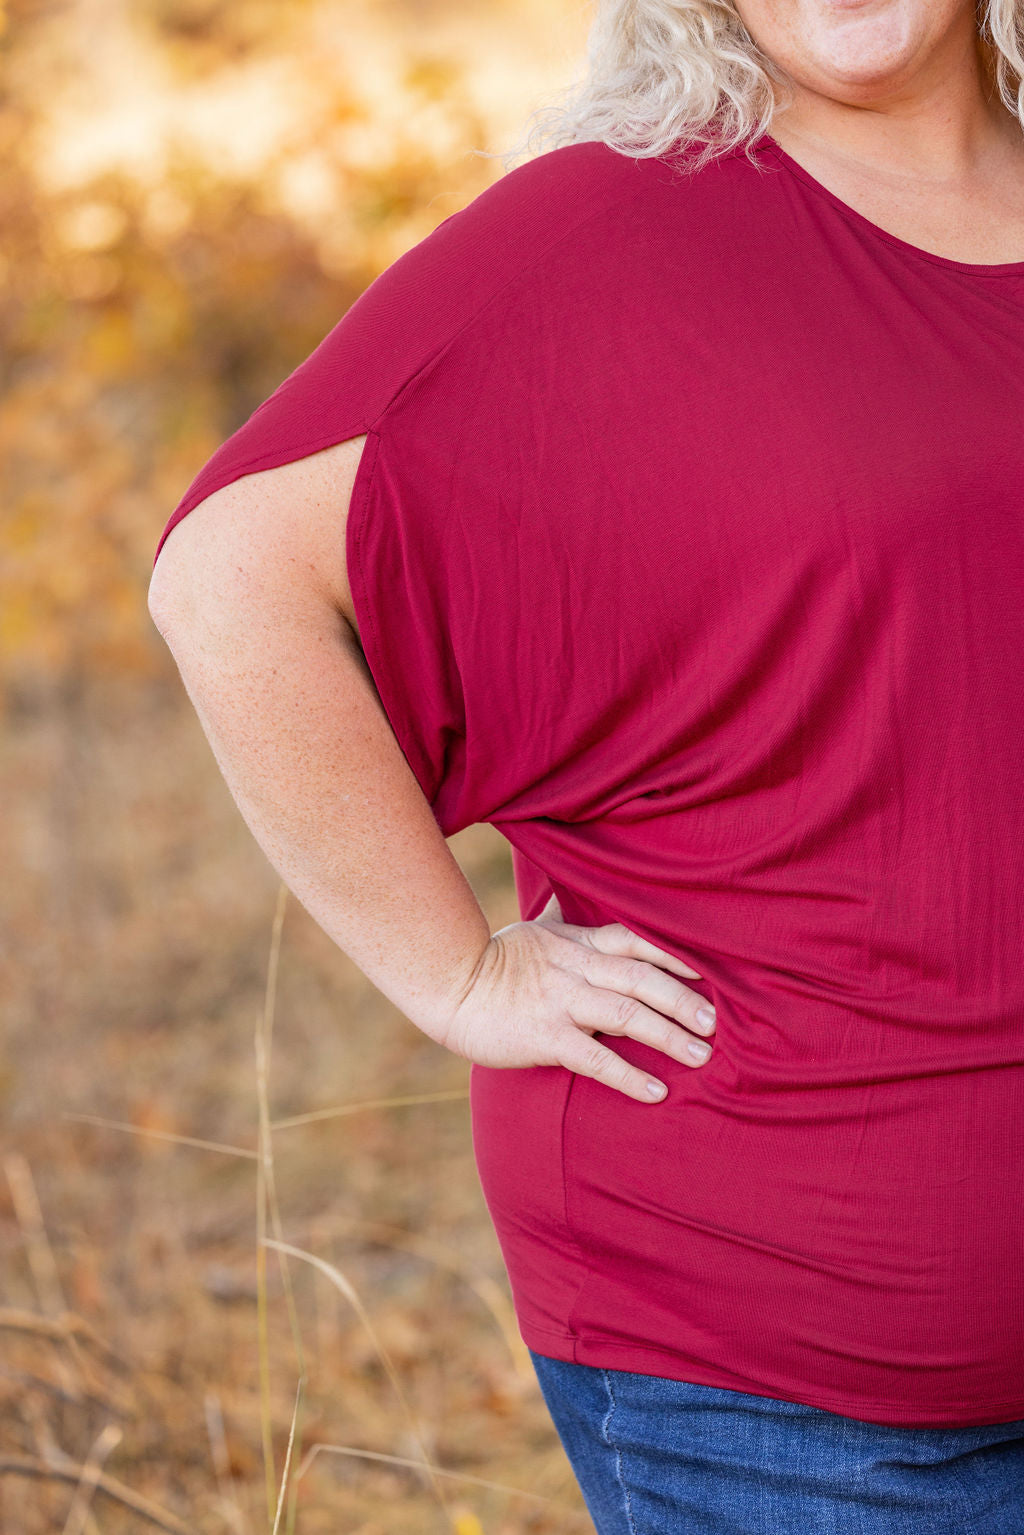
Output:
[147, 569, 183, 640]
[147, 541, 196, 640]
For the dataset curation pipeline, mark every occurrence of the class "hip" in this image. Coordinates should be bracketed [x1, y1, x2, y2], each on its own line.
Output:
[470, 1057, 1024, 1424]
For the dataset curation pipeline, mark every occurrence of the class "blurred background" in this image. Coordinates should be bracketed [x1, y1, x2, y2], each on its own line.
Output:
[0, 1, 597, 1529]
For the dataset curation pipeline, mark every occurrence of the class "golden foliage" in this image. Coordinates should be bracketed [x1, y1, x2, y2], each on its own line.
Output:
[1, 0, 514, 711]
[3, 6, 591, 1528]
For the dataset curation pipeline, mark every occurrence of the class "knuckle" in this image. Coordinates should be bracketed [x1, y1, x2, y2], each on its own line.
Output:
[563, 1035, 644, 1096]
[656, 1020, 680, 1052]
[584, 922, 631, 954]
[609, 992, 642, 1031]
[617, 956, 648, 987]
[571, 939, 599, 974]
[581, 1039, 612, 1077]
[675, 992, 699, 1022]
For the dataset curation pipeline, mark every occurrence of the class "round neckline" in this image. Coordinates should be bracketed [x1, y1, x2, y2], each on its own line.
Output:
[754, 132, 1024, 278]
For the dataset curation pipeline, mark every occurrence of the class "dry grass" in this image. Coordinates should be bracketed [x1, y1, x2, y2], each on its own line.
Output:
[0, 673, 592, 1533]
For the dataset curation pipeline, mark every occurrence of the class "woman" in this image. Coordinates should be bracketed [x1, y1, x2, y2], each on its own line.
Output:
[148, 0, 1024, 1529]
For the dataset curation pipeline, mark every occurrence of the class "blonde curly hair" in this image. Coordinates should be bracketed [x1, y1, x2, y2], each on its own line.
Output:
[491, 0, 1024, 177]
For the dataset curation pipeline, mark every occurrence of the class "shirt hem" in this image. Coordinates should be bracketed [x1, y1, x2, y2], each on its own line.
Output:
[519, 1322, 1024, 1429]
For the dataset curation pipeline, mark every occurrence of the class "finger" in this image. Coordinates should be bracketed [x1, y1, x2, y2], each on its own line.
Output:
[576, 952, 716, 1038]
[555, 1029, 670, 1103]
[574, 921, 702, 979]
[579, 987, 714, 1068]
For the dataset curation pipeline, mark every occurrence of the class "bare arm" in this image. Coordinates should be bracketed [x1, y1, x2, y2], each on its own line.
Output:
[148, 438, 493, 1037]
[149, 436, 716, 1099]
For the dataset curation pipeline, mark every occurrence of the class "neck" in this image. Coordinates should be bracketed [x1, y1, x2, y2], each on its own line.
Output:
[767, 28, 1022, 187]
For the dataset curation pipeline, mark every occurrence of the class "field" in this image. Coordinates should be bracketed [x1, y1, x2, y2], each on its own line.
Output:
[2, 675, 592, 1533]
[1, 2, 594, 1528]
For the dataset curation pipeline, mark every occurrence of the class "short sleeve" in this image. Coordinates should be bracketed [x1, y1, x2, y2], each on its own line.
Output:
[152, 142, 635, 839]
[151, 210, 467, 570]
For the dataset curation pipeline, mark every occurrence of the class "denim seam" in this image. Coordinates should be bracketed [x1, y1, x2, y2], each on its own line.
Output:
[600, 1369, 639, 1535]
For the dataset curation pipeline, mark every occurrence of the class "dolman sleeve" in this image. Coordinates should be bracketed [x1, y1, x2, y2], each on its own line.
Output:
[152, 213, 489, 834]
[152, 143, 633, 844]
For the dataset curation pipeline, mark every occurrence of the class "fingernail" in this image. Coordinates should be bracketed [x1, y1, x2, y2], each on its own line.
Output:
[695, 1006, 716, 1032]
[688, 1040, 711, 1062]
[647, 1080, 667, 1099]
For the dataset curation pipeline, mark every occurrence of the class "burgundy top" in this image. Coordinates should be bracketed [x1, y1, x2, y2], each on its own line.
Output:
[154, 135, 1024, 1427]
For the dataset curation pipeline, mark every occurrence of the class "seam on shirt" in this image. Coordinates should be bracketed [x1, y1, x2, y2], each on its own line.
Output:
[334, 150, 672, 732]
[560, 1071, 598, 1358]
[345, 427, 434, 800]
[758, 137, 1024, 279]
[347, 427, 384, 677]
[600, 1369, 640, 1535]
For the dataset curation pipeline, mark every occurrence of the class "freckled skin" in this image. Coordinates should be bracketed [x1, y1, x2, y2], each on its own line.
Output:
[150, 435, 714, 1102]
[149, 438, 497, 1042]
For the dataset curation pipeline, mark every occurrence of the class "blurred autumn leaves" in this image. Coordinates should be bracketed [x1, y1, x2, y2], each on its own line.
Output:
[1, 0, 577, 707]
[1, 11, 594, 1526]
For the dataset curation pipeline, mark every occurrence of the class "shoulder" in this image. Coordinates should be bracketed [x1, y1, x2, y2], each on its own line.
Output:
[151, 139, 746, 583]
[371, 137, 767, 347]
[339, 138, 755, 424]
[320, 141, 671, 420]
[391, 140, 653, 286]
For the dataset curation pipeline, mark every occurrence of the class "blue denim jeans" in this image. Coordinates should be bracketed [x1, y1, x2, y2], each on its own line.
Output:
[529, 1350, 1024, 1534]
